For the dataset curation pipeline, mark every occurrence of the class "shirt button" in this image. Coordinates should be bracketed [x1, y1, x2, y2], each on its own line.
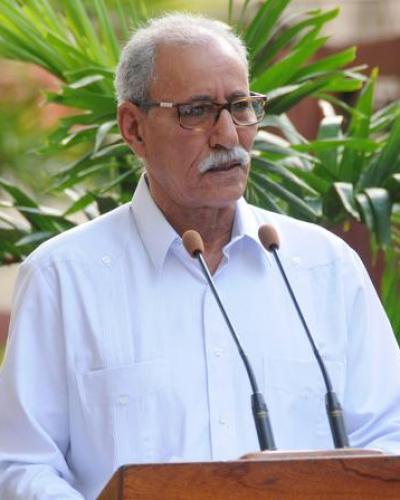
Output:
[117, 394, 129, 405]
[214, 347, 224, 357]
[218, 417, 227, 426]
[101, 255, 112, 265]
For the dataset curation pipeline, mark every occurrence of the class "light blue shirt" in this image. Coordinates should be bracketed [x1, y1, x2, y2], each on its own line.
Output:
[1, 176, 400, 499]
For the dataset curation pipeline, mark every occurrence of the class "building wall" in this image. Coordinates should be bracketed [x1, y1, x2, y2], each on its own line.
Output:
[289, 0, 400, 45]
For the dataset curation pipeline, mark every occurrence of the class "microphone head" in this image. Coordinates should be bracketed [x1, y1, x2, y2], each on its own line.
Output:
[182, 230, 205, 257]
[258, 224, 280, 252]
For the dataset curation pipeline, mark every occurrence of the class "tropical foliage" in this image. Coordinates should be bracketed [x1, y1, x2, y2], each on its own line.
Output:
[0, 0, 399, 336]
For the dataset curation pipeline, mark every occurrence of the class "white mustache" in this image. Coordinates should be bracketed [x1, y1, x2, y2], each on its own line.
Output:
[198, 146, 250, 173]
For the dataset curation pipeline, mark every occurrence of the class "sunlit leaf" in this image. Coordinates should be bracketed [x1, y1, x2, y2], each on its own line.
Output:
[323, 182, 359, 222]
[364, 188, 392, 246]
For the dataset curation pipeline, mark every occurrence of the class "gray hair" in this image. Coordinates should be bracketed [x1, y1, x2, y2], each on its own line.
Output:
[114, 13, 248, 105]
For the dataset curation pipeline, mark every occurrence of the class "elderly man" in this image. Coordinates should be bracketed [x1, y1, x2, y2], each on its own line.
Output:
[1, 12, 400, 500]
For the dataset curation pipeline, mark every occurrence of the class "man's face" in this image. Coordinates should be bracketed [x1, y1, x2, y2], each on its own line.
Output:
[129, 38, 257, 212]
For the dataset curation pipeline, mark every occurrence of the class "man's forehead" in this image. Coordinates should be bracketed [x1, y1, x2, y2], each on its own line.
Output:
[150, 40, 249, 99]
[154, 37, 243, 66]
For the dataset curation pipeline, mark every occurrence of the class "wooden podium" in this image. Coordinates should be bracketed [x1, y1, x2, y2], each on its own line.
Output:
[98, 450, 400, 499]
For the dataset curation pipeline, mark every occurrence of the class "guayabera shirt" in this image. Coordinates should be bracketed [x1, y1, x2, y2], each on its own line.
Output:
[1, 176, 400, 499]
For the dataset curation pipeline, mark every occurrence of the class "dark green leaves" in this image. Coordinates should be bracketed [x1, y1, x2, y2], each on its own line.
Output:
[244, 0, 292, 60]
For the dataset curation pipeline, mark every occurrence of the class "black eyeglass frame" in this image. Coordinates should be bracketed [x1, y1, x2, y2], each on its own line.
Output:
[132, 92, 267, 131]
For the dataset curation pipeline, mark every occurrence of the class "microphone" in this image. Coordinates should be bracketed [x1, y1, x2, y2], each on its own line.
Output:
[182, 230, 277, 451]
[258, 224, 349, 449]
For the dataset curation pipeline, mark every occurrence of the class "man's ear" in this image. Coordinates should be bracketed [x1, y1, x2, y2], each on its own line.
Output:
[117, 101, 146, 157]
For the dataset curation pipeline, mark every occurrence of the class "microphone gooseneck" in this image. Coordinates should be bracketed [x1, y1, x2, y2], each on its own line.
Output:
[258, 224, 349, 449]
[182, 230, 277, 451]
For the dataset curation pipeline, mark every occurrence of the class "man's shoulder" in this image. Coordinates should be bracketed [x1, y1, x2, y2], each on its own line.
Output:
[25, 202, 133, 270]
[249, 204, 352, 267]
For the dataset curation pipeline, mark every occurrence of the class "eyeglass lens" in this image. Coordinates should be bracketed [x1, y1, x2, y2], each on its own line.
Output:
[178, 97, 265, 130]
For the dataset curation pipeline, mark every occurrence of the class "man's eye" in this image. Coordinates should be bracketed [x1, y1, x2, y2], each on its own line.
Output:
[180, 103, 212, 118]
[232, 100, 251, 112]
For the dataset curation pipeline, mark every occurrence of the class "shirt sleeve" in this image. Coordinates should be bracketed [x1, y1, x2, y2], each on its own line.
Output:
[0, 260, 84, 499]
[342, 248, 400, 452]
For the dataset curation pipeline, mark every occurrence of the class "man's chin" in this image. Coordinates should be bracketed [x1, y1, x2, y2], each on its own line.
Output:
[191, 189, 245, 210]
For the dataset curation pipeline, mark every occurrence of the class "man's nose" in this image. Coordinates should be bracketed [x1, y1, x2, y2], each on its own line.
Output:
[208, 109, 240, 150]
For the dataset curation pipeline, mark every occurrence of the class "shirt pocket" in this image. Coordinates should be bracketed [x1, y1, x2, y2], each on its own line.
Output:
[76, 359, 172, 465]
[78, 360, 168, 406]
[263, 356, 345, 450]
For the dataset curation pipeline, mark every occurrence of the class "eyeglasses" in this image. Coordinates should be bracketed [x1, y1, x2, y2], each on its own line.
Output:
[134, 93, 267, 131]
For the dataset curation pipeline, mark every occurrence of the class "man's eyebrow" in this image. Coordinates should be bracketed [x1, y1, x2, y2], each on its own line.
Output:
[185, 91, 249, 103]
[229, 91, 249, 99]
[186, 94, 213, 102]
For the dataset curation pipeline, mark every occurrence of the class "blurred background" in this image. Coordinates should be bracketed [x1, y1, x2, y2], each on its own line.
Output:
[1, 0, 399, 348]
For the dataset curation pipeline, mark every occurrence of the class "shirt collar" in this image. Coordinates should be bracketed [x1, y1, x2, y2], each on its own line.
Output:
[228, 197, 273, 265]
[130, 175, 180, 272]
[130, 174, 273, 271]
